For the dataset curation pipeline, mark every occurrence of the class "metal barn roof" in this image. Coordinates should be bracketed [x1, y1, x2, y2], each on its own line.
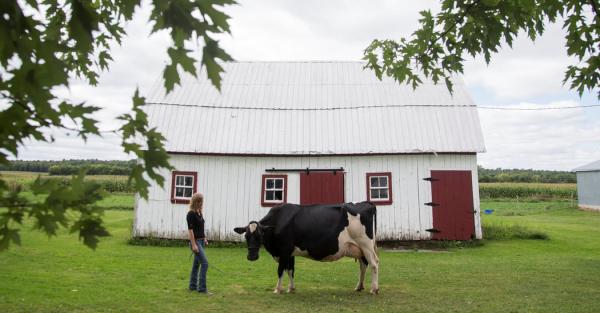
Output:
[573, 160, 600, 172]
[144, 61, 486, 155]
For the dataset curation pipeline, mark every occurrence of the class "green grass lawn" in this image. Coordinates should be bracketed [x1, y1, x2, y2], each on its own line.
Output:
[12, 191, 134, 210]
[96, 193, 134, 209]
[1, 200, 599, 312]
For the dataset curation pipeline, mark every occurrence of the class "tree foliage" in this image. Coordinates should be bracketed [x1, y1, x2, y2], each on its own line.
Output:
[364, 0, 599, 97]
[478, 166, 576, 183]
[0, 0, 235, 250]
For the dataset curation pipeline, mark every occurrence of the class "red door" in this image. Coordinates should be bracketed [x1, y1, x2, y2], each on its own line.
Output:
[300, 172, 345, 205]
[429, 170, 475, 240]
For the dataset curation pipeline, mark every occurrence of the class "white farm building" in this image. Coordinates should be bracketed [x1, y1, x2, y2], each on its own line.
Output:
[573, 160, 600, 211]
[133, 61, 486, 241]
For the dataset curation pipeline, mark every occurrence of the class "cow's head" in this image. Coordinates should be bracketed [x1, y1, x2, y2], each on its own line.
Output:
[234, 221, 270, 261]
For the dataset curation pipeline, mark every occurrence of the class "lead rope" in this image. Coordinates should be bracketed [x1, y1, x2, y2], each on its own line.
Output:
[189, 251, 227, 273]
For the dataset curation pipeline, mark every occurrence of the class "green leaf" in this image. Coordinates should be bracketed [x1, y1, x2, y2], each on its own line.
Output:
[70, 215, 110, 250]
[98, 51, 113, 70]
[67, 0, 100, 51]
[0, 227, 21, 250]
[361, 0, 599, 99]
[202, 38, 233, 91]
[167, 47, 197, 78]
[163, 64, 180, 93]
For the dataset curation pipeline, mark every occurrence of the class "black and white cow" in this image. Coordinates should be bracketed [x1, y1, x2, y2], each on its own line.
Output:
[234, 201, 379, 294]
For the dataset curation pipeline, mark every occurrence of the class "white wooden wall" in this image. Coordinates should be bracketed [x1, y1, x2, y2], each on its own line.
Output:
[133, 154, 482, 241]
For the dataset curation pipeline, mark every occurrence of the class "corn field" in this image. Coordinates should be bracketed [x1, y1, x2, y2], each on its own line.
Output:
[480, 183, 577, 200]
[1, 171, 134, 193]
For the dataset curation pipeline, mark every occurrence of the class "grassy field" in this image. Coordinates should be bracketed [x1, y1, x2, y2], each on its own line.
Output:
[0, 171, 133, 193]
[1, 198, 599, 312]
[8, 191, 134, 210]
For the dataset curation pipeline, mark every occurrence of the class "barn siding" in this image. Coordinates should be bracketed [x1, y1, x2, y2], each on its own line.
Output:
[133, 154, 482, 241]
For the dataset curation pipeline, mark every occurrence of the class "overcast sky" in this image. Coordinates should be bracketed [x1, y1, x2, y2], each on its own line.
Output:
[16, 0, 600, 171]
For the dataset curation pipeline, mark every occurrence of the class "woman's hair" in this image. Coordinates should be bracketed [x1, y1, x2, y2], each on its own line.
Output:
[189, 193, 204, 213]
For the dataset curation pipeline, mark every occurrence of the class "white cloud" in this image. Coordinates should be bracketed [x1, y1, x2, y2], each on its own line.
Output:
[17, 132, 128, 161]
[465, 56, 570, 99]
[221, 0, 438, 60]
[11, 1, 599, 170]
[463, 21, 580, 100]
[478, 101, 600, 171]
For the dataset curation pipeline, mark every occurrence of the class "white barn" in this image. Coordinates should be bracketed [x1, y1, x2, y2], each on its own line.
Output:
[133, 61, 486, 241]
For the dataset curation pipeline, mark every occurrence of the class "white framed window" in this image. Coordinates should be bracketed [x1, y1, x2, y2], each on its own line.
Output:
[366, 172, 393, 205]
[171, 171, 197, 203]
[262, 175, 287, 206]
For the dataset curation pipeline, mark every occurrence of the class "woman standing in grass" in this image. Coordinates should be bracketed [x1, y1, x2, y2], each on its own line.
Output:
[187, 193, 211, 294]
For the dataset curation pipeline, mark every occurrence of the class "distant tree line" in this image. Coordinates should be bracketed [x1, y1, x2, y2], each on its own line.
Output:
[0, 160, 136, 176]
[478, 166, 576, 184]
[0, 161, 577, 182]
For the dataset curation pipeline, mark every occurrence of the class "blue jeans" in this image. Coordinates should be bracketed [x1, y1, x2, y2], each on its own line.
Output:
[189, 239, 209, 292]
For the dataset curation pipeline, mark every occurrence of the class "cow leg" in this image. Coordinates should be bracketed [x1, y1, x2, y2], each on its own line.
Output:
[355, 257, 368, 292]
[274, 258, 287, 294]
[287, 256, 295, 293]
[365, 249, 380, 295]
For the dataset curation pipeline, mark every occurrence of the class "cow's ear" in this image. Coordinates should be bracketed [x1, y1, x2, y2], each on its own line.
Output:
[233, 227, 246, 234]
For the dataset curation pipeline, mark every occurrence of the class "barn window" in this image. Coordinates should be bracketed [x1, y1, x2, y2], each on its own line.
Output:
[261, 175, 287, 207]
[171, 171, 197, 204]
[366, 172, 393, 205]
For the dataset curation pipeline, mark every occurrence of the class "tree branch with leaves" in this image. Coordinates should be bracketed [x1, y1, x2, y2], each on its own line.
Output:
[0, 0, 235, 251]
[364, 0, 599, 97]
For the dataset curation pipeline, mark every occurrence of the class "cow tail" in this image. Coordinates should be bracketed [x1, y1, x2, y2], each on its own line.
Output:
[373, 205, 378, 254]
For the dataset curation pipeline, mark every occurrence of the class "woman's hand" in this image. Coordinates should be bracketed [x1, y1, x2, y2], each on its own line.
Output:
[192, 243, 199, 254]
[204, 239, 209, 246]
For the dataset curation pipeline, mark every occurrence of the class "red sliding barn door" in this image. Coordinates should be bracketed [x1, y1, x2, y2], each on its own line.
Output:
[300, 172, 345, 205]
[429, 170, 475, 240]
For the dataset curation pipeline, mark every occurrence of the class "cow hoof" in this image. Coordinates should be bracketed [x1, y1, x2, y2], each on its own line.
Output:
[273, 289, 283, 294]
[370, 288, 379, 295]
[287, 288, 295, 293]
[355, 286, 364, 292]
